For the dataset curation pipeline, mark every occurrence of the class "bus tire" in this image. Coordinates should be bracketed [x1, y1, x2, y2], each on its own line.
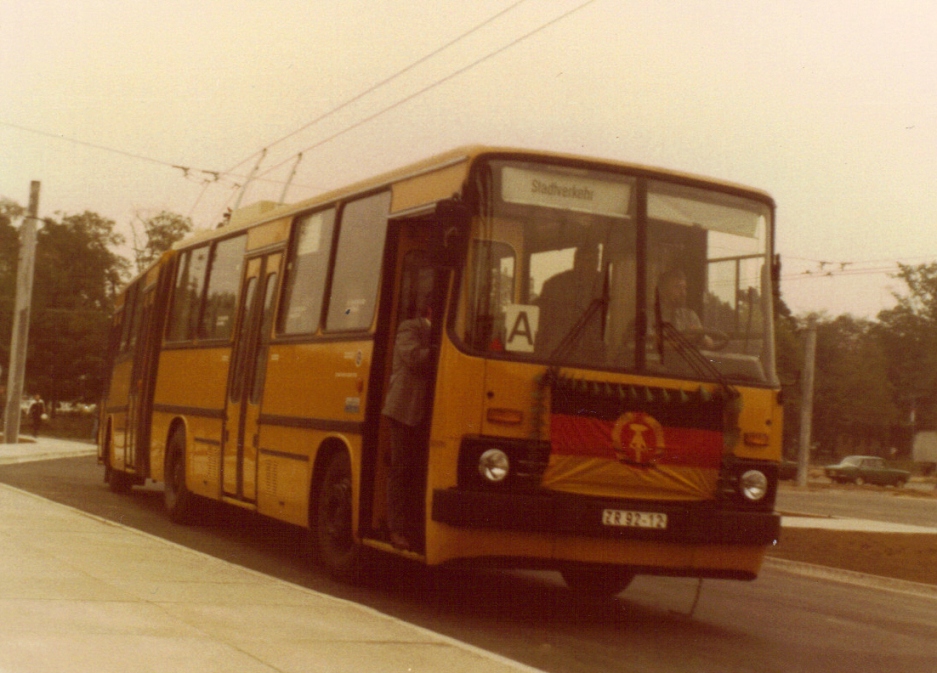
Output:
[316, 451, 359, 582]
[561, 564, 635, 597]
[164, 429, 197, 524]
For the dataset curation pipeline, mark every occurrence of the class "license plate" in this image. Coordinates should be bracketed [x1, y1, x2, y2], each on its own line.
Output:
[602, 509, 668, 529]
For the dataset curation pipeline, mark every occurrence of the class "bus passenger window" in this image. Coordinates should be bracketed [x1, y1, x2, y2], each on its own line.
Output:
[166, 247, 209, 342]
[199, 234, 246, 341]
[280, 208, 335, 334]
[120, 283, 139, 353]
[326, 192, 391, 332]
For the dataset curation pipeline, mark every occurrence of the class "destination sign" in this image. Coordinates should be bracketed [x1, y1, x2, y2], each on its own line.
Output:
[501, 165, 631, 218]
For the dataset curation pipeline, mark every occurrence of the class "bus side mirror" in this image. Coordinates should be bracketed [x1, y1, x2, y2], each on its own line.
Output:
[434, 198, 470, 266]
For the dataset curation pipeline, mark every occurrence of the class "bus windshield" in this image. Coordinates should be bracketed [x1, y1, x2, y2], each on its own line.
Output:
[460, 159, 777, 385]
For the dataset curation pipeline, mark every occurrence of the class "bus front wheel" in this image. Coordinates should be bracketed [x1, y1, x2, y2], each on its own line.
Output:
[562, 564, 635, 597]
[316, 451, 359, 581]
[164, 429, 197, 524]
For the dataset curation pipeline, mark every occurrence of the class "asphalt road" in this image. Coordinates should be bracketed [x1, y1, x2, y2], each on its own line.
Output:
[1, 455, 935, 673]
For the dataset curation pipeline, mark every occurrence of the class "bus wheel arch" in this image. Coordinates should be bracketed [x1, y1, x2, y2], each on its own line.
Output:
[310, 440, 360, 581]
[164, 422, 197, 524]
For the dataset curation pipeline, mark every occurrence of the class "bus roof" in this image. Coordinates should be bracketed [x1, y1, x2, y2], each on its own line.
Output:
[174, 145, 775, 251]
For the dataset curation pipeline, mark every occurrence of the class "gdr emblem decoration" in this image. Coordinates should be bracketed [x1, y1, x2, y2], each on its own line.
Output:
[611, 412, 665, 466]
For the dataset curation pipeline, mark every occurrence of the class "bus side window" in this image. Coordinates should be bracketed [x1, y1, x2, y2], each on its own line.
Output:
[166, 247, 209, 342]
[120, 282, 139, 353]
[199, 234, 247, 341]
[124, 283, 145, 354]
[279, 208, 336, 335]
[325, 192, 391, 332]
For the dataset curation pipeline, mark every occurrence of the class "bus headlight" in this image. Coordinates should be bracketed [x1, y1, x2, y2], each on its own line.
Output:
[739, 470, 768, 502]
[479, 449, 510, 483]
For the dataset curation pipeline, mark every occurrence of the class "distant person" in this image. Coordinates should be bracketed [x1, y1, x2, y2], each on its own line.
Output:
[381, 305, 433, 552]
[535, 243, 605, 362]
[28, 394, 46, 437]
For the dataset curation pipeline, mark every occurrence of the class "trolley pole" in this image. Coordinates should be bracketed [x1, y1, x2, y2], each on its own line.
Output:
[797, 318, 817, 488]
[3, 182, 40, 444]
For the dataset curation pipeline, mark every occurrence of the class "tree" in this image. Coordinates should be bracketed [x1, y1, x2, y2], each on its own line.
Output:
[28, 211, 129, 403]
[876, 262, 937, 437]
[810, 314, 897, 458]
[773, 294, 804, 456]
[0, 199, 24, 374]
[129, 210, 192, 275]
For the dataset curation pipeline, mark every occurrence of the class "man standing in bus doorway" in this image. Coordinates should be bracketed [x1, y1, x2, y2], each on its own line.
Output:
[382, 304, 433, 552]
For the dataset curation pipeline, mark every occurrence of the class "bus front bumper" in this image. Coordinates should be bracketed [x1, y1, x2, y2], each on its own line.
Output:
[431, 488, 780, 545]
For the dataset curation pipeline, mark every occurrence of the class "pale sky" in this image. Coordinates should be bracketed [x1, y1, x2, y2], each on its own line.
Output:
[2, 0, 935, 318]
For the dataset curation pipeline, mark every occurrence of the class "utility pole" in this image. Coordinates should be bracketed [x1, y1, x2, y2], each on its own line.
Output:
[797, 318, 817, 488]
[3, 182, 40, 444]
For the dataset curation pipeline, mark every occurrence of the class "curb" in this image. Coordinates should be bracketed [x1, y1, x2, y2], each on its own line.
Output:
[0, 450, 97, 466]
[765, 557, 937, 600]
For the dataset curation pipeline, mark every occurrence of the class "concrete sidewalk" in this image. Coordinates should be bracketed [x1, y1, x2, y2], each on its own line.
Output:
[0, 435, 97, 465]
[0, 438, 542, 673]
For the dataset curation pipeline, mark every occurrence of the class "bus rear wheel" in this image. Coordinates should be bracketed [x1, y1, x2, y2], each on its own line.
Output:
[316, 451, 359, 581]
[164, 429, 197, 524]
[561, 564, 635, 597]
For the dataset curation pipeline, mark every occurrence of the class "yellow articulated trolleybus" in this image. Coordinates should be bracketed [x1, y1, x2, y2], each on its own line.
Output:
[99, 146, 782, 595]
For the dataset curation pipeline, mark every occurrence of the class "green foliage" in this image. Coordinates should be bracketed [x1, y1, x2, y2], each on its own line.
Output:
[876, 262, 937, 431]
[0, 203, 194, 406]
[773, 295, 803, 455]
[0, 200, 23, 372]
[811, 314, 897, 453]
[778, 262, 937, 459]
[27, 211, 129, 403]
